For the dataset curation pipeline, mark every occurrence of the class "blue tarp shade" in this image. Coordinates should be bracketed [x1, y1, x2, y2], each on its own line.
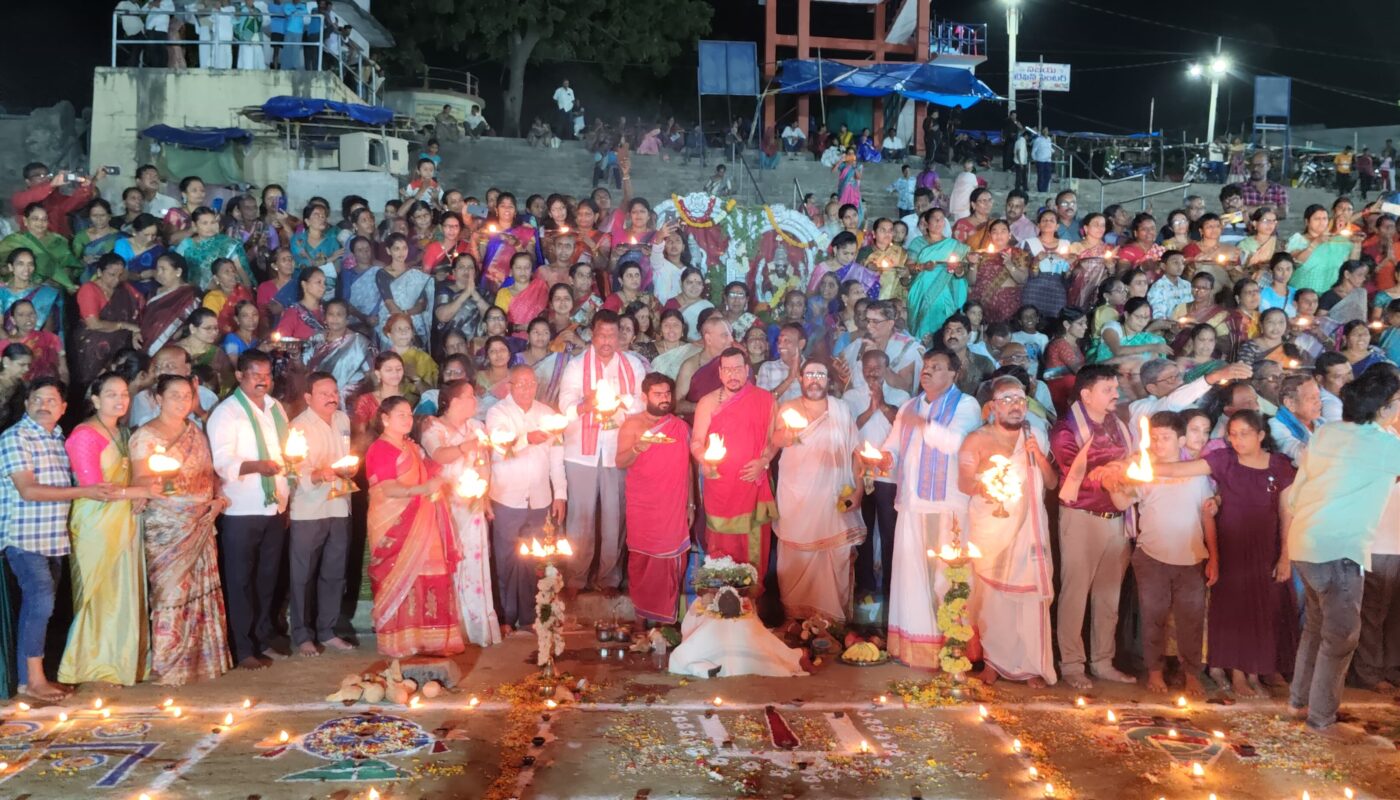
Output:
[777, 58, 998, 109]
[140, 124, 251, 150]
[698, 40, 759, 96]
[260, 96, 395, 126]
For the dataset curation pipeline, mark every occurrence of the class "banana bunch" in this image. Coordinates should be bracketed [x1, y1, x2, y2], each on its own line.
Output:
[841, 641, 882, 663]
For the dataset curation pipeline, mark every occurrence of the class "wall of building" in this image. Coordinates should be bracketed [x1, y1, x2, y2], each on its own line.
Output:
[89, 67, 361, 185]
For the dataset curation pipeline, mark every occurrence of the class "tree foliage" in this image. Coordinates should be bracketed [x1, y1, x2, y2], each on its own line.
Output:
[379, 0, 714, 135]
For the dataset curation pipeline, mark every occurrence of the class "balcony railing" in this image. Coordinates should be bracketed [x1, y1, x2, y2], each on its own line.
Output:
[931, 19, 987, 57]
[417, 67, 481, 100]
[110, 10, 384, 105]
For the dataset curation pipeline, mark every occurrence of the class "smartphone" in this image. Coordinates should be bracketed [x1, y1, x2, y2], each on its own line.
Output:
[277, 196, 288, 212]
[212, 197, 225, 213]
[465, 203, 488, 219]
[103, 165, 121, 176]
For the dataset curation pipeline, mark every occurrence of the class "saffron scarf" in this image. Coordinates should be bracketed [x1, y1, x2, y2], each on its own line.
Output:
[580, 348, 636, 456]
[231, 387, 288, 506]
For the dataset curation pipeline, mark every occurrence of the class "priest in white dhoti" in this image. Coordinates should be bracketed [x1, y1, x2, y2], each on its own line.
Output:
[773, 360, 866, 623]
[957, 375, 1059, 687]
[877, 349, 981, 670]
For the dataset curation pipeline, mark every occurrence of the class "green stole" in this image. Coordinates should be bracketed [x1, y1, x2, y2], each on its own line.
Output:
[231, 387, 288, 506]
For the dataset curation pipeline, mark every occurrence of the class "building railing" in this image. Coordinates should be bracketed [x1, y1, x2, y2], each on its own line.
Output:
[417, 67, 481, 100]
[931, 19, 987, 57]
[109, 10, 383, 105]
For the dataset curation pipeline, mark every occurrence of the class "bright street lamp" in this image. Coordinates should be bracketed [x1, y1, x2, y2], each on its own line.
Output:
[1187, 63, 1203, 78]
[1209, 56, 1230, 75]
[1186, 38, 1229, 146]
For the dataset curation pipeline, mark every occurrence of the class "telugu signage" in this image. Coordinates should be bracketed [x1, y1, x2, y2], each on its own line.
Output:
[1011, 62, 1071, 92]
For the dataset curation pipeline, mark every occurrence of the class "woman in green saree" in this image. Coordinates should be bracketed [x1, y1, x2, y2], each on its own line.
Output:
[0, 203, 80, 293]
[1087, 297, 1172, 363]
[174, 207, 251, 291]
[1288, 203, 1361, 295]
[906, 208, 970, 341]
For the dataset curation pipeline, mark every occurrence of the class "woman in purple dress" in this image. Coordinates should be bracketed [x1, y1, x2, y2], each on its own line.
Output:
[1152, 409, 1297, 697]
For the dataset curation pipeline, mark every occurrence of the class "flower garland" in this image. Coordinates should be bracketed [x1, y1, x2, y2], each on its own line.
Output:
[670, 193, 728, 228]
[937, 563, 974, 676]
[764, 205, 813, 249]
[535, 563, 566, 667]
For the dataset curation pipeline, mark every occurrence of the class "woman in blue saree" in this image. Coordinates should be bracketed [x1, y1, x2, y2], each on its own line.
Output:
[72, 199, 127, 281]
[0, 249, 64, 336]
[112, 213, 164, 296]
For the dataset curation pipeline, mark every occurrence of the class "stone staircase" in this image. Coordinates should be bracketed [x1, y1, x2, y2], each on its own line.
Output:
[435, 137, 1327, 233]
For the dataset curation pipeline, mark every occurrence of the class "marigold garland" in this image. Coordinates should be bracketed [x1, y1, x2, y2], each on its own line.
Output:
[763, 206, 812, 249]
[670, 194, 720, 228]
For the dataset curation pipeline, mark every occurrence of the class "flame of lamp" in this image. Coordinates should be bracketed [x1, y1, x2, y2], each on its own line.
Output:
[1124, 417, 1154, 482]
[555, 538, 573, 556]
[977, 453, 1023, 517]
[283, 429, 308, 477]
[702, 433, 726, 478]
[148, 446, 182, 495]
[455, 468, 489, 506]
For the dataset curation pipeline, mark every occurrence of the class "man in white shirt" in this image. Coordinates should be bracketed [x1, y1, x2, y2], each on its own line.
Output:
[288, 372, 355, 656]
[557, 311, 647, 595]
[115, 0, 149, 66]
[144, 0, 174, 67]
[842, 300, 924, 407]
[1270, 373, 1323, 464]
[781, 123, 806, 154]
[552, 79, 576, 140]
[487, 366, 567, 629]
[207, 351, 290, 670]
[136, 164, 180, 218]
[1315, 352, 1351, 424]
[755, 323, 806, 404]
[843, 349, 899, 604]
[1127, 358, 1250, 446]
[948, 159, 979, 220]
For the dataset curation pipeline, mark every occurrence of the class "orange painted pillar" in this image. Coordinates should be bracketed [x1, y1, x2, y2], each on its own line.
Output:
[795, 0, 812, 138]
[763, 0, 778, 135]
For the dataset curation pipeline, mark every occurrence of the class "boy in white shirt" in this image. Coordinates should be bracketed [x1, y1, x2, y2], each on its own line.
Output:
[1113, 410, 1217, 696]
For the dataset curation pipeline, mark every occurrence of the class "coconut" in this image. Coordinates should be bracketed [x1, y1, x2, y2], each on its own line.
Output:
[361, 682, 386, 703]
[401, 678, 417, 693]
[421, 681, 442, 699]
[387, 684, 411, 706]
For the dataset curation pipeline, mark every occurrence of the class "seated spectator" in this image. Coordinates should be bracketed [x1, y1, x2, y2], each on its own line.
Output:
[781, 123, 806, 154]
[463, 105, 491, 140]
[881, 128, 906, 161]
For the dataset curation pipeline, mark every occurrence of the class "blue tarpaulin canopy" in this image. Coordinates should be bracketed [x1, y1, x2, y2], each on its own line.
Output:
[260, 96, 395, 126]
[140, 124, 252, 150]
[777, 58, 999, 109]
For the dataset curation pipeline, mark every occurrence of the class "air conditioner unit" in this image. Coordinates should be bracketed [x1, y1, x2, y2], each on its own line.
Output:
[338, 133, 409, 175]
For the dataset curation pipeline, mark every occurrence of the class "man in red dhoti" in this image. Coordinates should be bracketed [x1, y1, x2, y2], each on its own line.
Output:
[690, 347, 778, 585]
[617, 373, 692, 628]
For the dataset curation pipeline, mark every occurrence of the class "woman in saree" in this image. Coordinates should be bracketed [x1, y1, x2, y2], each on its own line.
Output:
[539, 193, 573, 237]
[112, 213, 164, 296]
[275, 268, 328, 340]
[832, 148, 863, 222]
[202, 258, 256, 335]
[175, 206, 252, 290]
[6, 300, 67, 383]
[257, 246, 299, 327]
[966, 219, 1029, 324]
[1318, 259, 1372, 326]
[474, 335, 516, 419]
[806, 272, 842, 339]
[290, 204, 343, 292]
[221, 300, 261, 359]
[375, 233, 434, 349]
[1066, 213, 1119, 312]
[505, 245, 570, 332]
[421, 380, 504, 646]
[1019, 208, 1073, 320]
[544, 283, 589, 354]
[1087, 297, 1173, 364]
[1088, 276, 1129, 342]
[343, 235, 385, 335]
[906, 208, 971, 339]
[1177, 323, 1227, 382]
[572, 199, 612, 266]
[1161, 209, 1193, 251]
[1288, 204, 1362, 295]
[340, 207, 379, 254]
[627, 302, 659, 361]
[57, 372, 153, 687]
[366, 396, 465, 658]
[384, 312, 438, 398]
[434, 253, 490, 350]
[1115, 213, 1165, 279]
[421, 212, 471, 277]
[176, 308, 236, 395]
[475, 192, 538, 288]
[404, 201, 440, 265]
[475, 304, 528, 363]
[1043, 308, 1088, 416]
[1239, 207, 1282, 278]
[74, 254, 145, 388]
[664, 267, 713, 341]
[1259, 252, 1298, 315]
[72, 199, 126, 280]
[142, 252, 200, 356]
[1169, 272, 1230, 350]
[1339, 319, 1392, 376]
[303, 300, 374, 404]
[164, 176, 208, 243]
[1182, 214, 1242, 297]
[224, 194, 278, 277]
[952, 188, 994, 248]
[352, 352, 410, 451]
[131, 374, 233, 684]
[1224, 279, 1264, 359]
[855, 128, 881, 162]
[0, 203, 80, 293]
[0, 248, 64, 334]
[602, 261, 652, 314]
[651, 309, 699, 380]
[1235, 308, 1295, 368]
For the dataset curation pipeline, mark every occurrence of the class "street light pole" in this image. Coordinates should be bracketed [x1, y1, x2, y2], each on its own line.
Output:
[1205, 36, 1222, 146]
[1005, 0, 1020, 115]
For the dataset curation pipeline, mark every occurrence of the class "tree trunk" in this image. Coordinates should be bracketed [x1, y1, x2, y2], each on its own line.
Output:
[501, 27, 541, 137]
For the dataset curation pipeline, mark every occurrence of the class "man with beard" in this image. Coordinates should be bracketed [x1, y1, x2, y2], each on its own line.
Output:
[957, 376, 1059, 686]
[616, 374, 692, 630]
[690, 347, 778, 579]
[558, 311, 646, 597]
[772, 360, 866, 623]
[875, 349, 980, 669]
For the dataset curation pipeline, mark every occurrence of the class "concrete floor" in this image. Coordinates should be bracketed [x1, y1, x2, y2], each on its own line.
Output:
[3, 622, 1400, 800]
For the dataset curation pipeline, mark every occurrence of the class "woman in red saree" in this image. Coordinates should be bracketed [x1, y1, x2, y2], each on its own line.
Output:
[141, 252, 201, 356]
[1116, 213, 1166, 281]
[573, 199, 613, 268]
[7, 299, 66, 383]
[966, 220, 1029, 323]
[1066, 213, 1119, 312]
[74, 253, 145, 388]
[474, 193, 538, 289]
[365, 396, 465, 658]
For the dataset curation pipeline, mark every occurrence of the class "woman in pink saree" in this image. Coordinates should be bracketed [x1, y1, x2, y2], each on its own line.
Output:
[365, 396, 465, 658]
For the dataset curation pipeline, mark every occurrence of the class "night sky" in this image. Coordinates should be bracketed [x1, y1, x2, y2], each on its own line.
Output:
[4, 0, 1397, 140]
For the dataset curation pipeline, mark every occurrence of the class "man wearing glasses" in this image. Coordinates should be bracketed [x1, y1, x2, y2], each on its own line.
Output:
[956, 375, 1059, 687]
[842, 299, 923, 408]
[690, 347, 778, 583]
[771, 360, 866, 623]
[1053, 190, 1080, 243]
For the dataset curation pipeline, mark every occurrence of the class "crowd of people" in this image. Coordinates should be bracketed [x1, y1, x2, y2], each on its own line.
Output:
[1, 131, 1399, 745]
